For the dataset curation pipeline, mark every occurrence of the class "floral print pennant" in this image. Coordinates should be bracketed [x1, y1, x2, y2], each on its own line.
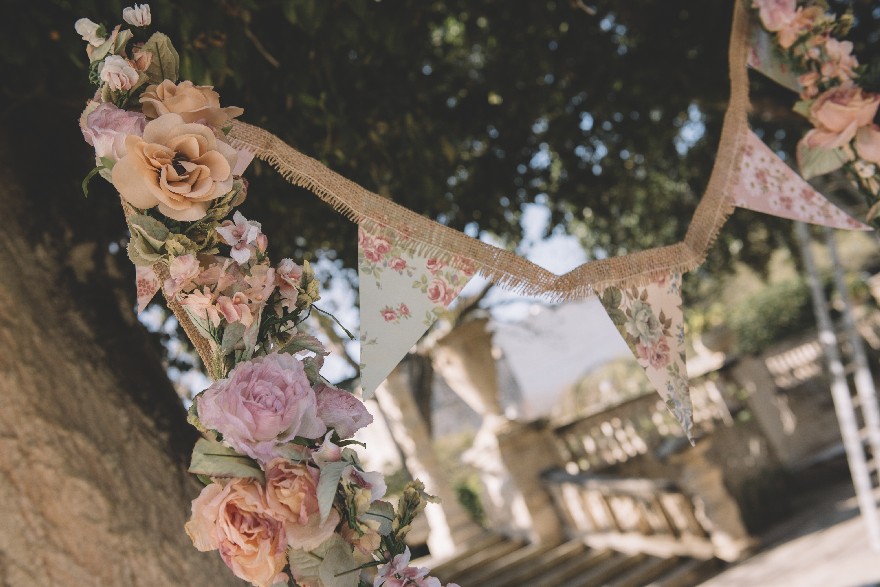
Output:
[358, 225, 474, 398]
[732, 130, 871, 231]
[598, 273, 694, 441]
[135, 265, 161, 313]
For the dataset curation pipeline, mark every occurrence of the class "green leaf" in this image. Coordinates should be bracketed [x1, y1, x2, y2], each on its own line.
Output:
[111, 28, 133, 55]
[81, 166, 101, 198]
[189, 437, 265, 483]
[220, 322, 246, 356]
[142, 32, 180, 84]
[279, 332, 329, 356]
[600, 287, 622, 310]
[792, 100, 813, 119]
[797, 142, 850, 180]
[319, 539, 359, 587]
[316, 461, 347, 523]
[129, 214, 170, 248]
[361, 500, 395, 536]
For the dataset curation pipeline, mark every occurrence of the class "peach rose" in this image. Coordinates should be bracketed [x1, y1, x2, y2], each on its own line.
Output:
[856, 125, 880, 165]
[185, 480, 288, 587]
[111, 113, 238, 221]
[265, 459, 341, 551]
[140, 80, 244, 127]
[802, 86, 880, 150]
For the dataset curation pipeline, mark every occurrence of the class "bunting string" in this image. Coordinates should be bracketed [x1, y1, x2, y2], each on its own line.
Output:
[226, 0, 752, 300]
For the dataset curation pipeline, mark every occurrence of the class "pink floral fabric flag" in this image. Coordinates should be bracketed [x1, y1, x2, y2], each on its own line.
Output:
[136, 265, 161, 313]
[747, 21, 800, 92]
[732, 130, 871, 231]
[598, 273, 694, 441]
[358, 225, 474, 397]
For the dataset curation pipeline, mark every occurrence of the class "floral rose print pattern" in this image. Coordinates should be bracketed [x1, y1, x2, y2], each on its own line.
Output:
[136, 265, 161, 312]
[732, 130, 870, 231]
[599, 272, 694, 441]
[358, 225, 473, 396]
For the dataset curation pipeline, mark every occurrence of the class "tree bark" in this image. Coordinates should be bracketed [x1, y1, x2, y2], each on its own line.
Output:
[0, 135, 242, 584]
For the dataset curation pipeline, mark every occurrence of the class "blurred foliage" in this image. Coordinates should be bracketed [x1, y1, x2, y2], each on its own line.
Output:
[728, 278, 817, 355]
[3, 0, 878, 289]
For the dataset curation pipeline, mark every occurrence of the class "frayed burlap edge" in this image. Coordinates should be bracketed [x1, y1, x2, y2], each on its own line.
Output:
[226, 0, 750, 301]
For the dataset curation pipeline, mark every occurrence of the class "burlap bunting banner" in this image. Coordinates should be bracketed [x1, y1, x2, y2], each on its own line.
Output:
[598, 273, 694, 441]
[357, 225, 474, 396]
[733, 130, 871, 230]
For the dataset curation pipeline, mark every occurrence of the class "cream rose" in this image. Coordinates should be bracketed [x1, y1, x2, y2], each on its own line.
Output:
[802, 86, 880, 150]
[111, 113, 238, 221]
[140, 80, 244, 127]
[100, 55, 139, 92]
[185, 480, 288, 587]
[265, 459, 340, 551]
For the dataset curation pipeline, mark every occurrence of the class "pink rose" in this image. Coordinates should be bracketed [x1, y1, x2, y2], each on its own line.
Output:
[197, 352, 327, 463]
[314, 383, 373, 439]
[802, 86, 880, 150]
[798, 72, 820, 99]
[185, 479, 288, 587]
[381, 308, 398, 322]
[753, 0, 796, 32]
[265, 459, 340, 551]
[389, 257, 407, 272]
[81, 102, 147, 162]
[373, 237, 392, 255]
[636, 337, 671, 370]
[425, 258, 445, 273]
[398, 303, 410, 318]
[856, 125, 880, 165]
[426, 278, 456, 306]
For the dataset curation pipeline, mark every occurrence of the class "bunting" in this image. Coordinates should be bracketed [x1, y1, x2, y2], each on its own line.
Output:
[598, 273, 693, 441]
[357, 225, 474, 396]
[732, 130, 871, 231]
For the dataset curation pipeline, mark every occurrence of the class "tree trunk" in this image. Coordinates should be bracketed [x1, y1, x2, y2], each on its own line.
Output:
[0, 134, 241, 584]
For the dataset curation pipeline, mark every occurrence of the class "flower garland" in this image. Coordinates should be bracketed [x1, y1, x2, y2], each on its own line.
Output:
[76, 6, 458, 587]
[751, 0, 880, 222]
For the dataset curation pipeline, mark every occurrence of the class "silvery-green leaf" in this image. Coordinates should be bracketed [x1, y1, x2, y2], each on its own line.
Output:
[220, 322, 246, 356]
[279, 332, 329, 356]
[316, 461, 347, 523]
[142, 32, 179, 83]
[241, 307, 262, 361]
[361, 500, 395, 536]
[188, 437, 264, 483]
[288, 535, 346, 584]
[129, 214, 170, 248]
[319, 540, 359, 587]
[273, 442, 312, 462]
[111, 28, 133, 55]
[127, 239, 162, 266]
[797, 142, 850, 179]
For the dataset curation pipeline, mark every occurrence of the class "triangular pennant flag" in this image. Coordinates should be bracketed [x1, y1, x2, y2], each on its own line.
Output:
[598, 273, 694, 441]
[732, 130, 871, 231]
[358, 225, 474, 397]
[746, 20, 800, 92]
[136, 265, 161, 313]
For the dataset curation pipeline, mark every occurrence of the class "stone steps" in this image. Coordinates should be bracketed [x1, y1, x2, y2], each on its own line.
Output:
[435, 539, 719, 587]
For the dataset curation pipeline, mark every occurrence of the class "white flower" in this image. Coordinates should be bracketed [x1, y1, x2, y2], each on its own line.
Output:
[122, 4, 151, 27]
[74, 18, 105, 47]
[100, 55, 139, 91]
